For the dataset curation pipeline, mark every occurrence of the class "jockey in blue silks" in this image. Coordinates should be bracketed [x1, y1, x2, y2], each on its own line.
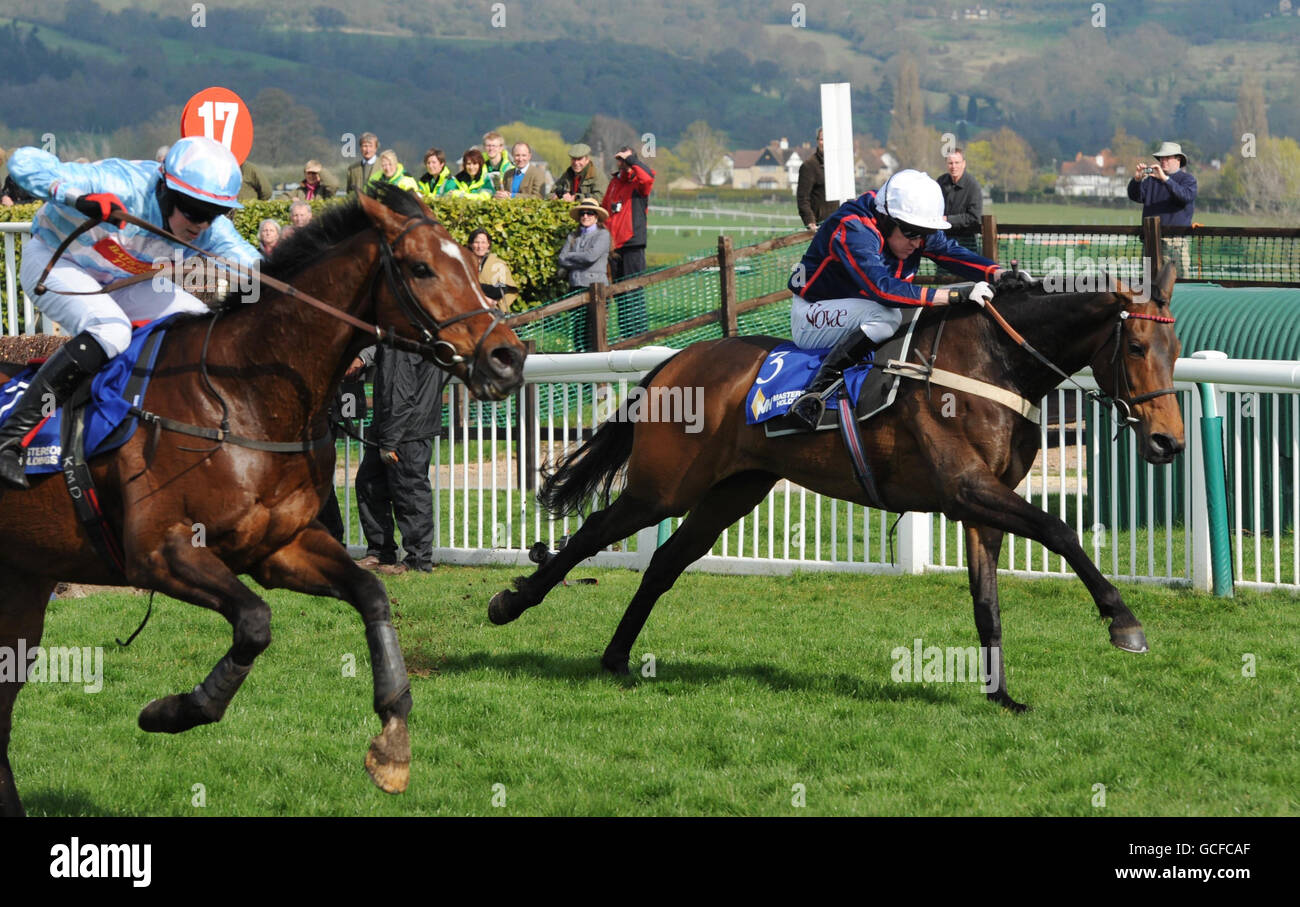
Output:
[785, 168, 1029, 430]
[0, 135, 260, 488]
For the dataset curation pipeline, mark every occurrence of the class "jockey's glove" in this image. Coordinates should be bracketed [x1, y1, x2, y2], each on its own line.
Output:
[948, 281, 995, 307]
[73, 192, 128, 226]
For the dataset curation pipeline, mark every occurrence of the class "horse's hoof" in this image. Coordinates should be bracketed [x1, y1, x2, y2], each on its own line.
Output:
[488, 590, 517, 625]
[988, 692, 1030, 713]
[1110, 624, 1149, 653]
[600, 653, 630, 676]
[365, 715, 410, 794]
[138, 693, 208, 734]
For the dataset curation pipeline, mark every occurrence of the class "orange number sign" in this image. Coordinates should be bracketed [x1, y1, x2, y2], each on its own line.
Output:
[180, 87, 254, 164]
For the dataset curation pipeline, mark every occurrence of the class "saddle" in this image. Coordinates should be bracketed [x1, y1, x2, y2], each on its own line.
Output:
[0, 319, 174, 579]
[761, 308, 926, 438]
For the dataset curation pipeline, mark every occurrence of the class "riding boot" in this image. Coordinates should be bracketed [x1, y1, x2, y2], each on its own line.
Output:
[787, 329, 880, 430]
[0, 332, 107, 490]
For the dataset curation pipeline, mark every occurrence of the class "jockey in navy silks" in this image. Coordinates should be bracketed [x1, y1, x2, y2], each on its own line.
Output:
[786, 168, 1029, 429]
[0, 136, 260, 487]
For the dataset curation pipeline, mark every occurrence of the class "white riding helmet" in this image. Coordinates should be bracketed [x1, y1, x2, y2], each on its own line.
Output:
[876, 169, 951, 231]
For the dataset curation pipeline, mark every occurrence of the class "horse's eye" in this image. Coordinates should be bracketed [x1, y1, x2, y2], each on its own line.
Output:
[1128, 341, 1145, 356]
[410, 262, 435, 279]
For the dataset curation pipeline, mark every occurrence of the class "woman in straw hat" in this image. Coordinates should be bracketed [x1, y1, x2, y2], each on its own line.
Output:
[557, 197, 611, 290]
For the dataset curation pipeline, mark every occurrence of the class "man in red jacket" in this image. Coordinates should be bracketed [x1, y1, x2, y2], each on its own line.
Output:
[600, 147, 655, 340]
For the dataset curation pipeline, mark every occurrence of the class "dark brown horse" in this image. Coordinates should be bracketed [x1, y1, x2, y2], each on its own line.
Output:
[490, 265, 1184, 709]
[0, 185, 525, 816]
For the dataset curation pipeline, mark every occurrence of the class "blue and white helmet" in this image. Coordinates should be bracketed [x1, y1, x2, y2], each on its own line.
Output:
[162, 136, 244, 210]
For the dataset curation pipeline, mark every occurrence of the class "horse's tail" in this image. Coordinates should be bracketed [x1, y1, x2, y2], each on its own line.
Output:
[538, 354, 678, 517]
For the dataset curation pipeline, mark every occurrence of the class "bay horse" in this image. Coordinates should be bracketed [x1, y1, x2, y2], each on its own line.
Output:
[490, 264, 1184, 710]
[0, 184, 525, 816]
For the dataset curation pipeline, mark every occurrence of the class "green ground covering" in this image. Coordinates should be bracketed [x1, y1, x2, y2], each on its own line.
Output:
[12, 567, 1297, 816]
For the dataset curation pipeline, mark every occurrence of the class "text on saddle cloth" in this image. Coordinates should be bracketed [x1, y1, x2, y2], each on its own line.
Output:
[745, 342, 873, 425]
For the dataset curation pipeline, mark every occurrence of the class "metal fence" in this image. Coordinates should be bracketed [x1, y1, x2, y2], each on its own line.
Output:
[334, 350, 1300, 595]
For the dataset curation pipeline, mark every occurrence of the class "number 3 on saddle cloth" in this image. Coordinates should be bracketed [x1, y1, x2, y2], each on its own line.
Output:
[0, 316, 174, 575]
[745, 344, 873, 427]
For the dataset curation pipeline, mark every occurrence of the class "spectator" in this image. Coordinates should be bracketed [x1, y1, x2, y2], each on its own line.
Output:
[482, 131, 512, 193]
[238, 160, 272, 202]
[417, 147, 455, 200]
[467, 229, 520, 312]
[367, 149, 421, 197]
[796, 128, 836, 229]
[600, 146, 655, 339]
[558, 197, 611, 350]
[258, 218, 281, 257]
[937, 147, 983, 250]
[496, 142, 546, 199]
[292, 160, 337, 201]
[557, 197, 611, 289]
[553, 143, 608, 202]
[450, 149, 493, 198]
[1128, 140, 1197, 275]
[288, 200, 313, 228]
[354, 342, 446, 575]
[346, 132, 380, 195]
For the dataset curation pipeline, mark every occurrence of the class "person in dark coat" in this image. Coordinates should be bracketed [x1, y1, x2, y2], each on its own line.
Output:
[354, 343, 447, 574]
[796, 128, 837, 228]
[936, 148, 983, 249]
[1127, 140, 1197, 227]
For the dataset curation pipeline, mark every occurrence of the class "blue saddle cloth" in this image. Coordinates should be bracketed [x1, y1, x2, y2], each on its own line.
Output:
[0, 316, 173, 474]
[745, 342, 873, 424]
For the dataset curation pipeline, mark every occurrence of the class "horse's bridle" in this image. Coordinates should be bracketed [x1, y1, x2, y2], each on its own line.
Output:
[1098, 305, 1179, 431]
[370, 215, 507, 387]
[978, 289, 1178, 435]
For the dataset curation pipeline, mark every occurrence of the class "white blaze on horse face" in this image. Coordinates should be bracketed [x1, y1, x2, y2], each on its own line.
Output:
[442, 238, 493, 309]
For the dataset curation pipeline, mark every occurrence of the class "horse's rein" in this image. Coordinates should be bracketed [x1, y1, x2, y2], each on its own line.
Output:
[31, 208, 498, 366]
[977, 292, 1178, 431]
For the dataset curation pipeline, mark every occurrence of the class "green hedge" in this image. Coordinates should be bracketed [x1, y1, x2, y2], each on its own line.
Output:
[1, 197, 578, 314]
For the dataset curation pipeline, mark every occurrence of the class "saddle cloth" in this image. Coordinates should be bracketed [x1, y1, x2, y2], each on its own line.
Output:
[0, 316, 173, 474]
[745, 343, 872, 425]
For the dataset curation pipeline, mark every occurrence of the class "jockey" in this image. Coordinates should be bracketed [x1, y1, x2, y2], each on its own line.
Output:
[0, 135, 260, 488]
[786, 168, 1027, 429]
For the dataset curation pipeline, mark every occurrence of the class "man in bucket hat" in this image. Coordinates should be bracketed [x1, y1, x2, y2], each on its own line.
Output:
[1128, 140, 1197, 275]
[1128, 140, 1196, 227]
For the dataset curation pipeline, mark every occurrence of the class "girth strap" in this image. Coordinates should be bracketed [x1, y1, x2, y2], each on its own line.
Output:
[60, 392, 128, 581]
[127, 405, 335, 453]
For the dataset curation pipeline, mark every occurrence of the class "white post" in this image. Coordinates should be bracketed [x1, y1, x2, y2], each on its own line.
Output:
[634, 526, 660, 570]
[820, 82, 855, 205]
[897, 511, 932, 574]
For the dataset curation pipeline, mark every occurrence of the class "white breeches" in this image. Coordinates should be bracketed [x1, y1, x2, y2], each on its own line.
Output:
[20, 237, 209, 358]
[790, 295, 905, 349]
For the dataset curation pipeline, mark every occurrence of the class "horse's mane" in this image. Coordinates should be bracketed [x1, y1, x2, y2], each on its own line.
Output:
[212, 182, 427, 311]
[263, 182, 426, 279]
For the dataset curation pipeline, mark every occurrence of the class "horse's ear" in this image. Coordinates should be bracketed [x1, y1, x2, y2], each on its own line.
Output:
[1155, 261, 1177, 308]
[356, 190, 407, 241]
[1104, 269, 1132, 299]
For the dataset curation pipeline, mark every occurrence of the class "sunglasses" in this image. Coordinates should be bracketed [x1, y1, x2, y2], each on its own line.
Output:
[579, 209, 597, 216]
[898, 224, 935, 241]
[174, 196, 225, 224]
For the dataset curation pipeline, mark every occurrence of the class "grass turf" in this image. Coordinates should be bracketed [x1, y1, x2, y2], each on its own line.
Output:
[9, 566, 1298, 816]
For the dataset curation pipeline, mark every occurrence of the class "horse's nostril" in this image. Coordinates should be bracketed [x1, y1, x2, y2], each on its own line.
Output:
[1150, 433, 1184, 457]
[488, 344, 524, 379]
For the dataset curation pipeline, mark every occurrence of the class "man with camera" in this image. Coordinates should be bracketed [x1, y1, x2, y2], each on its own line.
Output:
[1128, 141, 1197, 274]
